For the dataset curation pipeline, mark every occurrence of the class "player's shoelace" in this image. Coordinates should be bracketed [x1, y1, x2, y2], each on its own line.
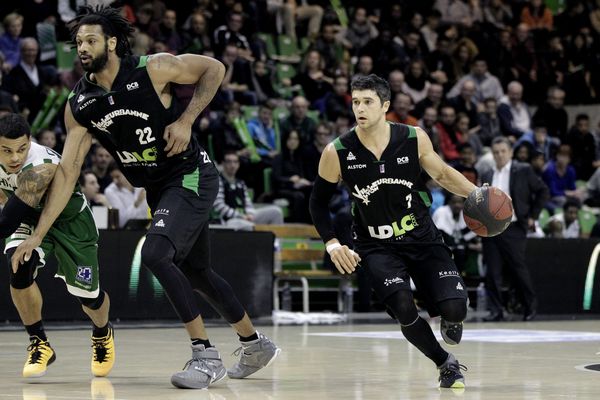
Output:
[26, 341, 46, 365]
[180, 358, 213, 378]
[92, 337, 110, 363]
[439, 362, 468, 379]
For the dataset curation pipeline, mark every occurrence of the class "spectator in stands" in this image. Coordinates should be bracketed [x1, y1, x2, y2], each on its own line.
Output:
[532, 87, 568, 141]
[402, 30, 425, 61]
[585, 163, 600, 207]
[91, 145, 113, 193]
[514, 142, 532, 163]
[36, 129, 56, 150]
[515, 123, 559, 164]
[355, 55, 374, 77]
[436, 105, 462, 163]
[213, 151, 283, 230]
[0, 12, 23, 72]
[130, 32, 153, 56]
[402, 59, 430, 104]
[266, 0, 323, 42]
[134, 4, 161, 40]
[213, 11, 252, 59]
[342, 7, 379, 56]
[156, 9, 183, 54]
[388, 69, 405, 100]
[414, 83, 443, 119]
[420, 10, 442, 52]
[418, 106, 440, 151]
[448, 57, 504, 103]
[291, 50, 333, 104]
[252, 60, 279, 103]
[182, 12, 212, 56]
[455, 142, 479, 184]
[483, 0, 513, 31]
[531, 150, 546, 176]
[511, 24, 539, 103]
[386, 93, 418, 126]
[565, 32, 595, 104]
[79, 170, 111, 208]
[220, 44, 257, 105]
[209, 101, 248, 163]
[546, 198, 583, 239]
[477, 97, 501, 146]
[455, 113, 482, 157]
[3, 37, 57, 122]
[498, 81, 531, 141]
[0, 69, 18, 113]
[324, 75, 352, 122]
[104, 163, 149, 228]
[313, 23, 344, 75]
[521, 0, 553, 31]
[425, 35, 454, 86]
[448, 79, 479, 129]
[565, 114, 598, 181]
[304, 121, 333, 182]
[248, 103, 278, 164]
[272, 130, 312, 223]
[281, 96, 317, 145]
[432, 193, 478, 272]
[435, 0, 474, 27]
[59, 58, 84, 90]
[451, 39, 479, 82]
[361, 27, 409, 76]
[481, 136, 547, 322]
[542, 144, 578, 211]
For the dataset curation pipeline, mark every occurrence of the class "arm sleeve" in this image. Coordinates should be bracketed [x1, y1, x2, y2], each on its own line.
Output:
[0, 195, 36, 238]
[309, 176, 339, 243]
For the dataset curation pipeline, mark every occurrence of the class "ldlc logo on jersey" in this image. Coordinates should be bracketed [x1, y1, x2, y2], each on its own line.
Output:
[76, 266, 93, 285]
[117, 147, 158, 166]
[397, 156, 409, 165]
[126, 81, 139, 91]
[347, 152, 356, 161]
[368, 213, 418, 239]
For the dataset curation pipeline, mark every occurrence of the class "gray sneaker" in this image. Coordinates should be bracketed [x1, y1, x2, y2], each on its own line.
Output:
[227, 333, 280, 379]
[171, 345, 227, 389]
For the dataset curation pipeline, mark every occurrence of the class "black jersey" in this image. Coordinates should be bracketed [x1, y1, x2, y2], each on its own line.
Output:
[69, 55, 213, 189]
[335, 123, 442, 244]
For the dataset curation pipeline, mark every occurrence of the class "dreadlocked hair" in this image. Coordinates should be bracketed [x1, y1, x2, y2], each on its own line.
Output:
[68, 5, 135, 57]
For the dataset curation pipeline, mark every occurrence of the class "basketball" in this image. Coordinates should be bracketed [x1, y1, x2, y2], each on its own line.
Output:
[463, 186, 513, 237]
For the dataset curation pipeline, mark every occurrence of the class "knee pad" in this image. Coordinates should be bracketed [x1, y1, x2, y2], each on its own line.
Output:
[383, 290, 419, 326]
[7, 248, 40, 290]
[437, 298, 467, 323]
[78, 290, 106, 310]
[141, 235, 175, 273]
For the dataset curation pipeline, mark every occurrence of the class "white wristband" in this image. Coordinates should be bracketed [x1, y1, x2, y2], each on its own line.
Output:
[326, 243, 342, 255]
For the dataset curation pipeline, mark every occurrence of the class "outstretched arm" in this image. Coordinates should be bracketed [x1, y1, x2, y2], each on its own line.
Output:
[11, 103, 92, 270]
[147, 53, 226, 157]
[417, 127, 477, 197]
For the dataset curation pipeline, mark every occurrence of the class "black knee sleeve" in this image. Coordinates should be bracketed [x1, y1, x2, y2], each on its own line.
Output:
[191, 268, 245, 324]
[437, 298, 467, 323]
[78, 290, 106, 310]
[7, 248, 40, 289]
[383, 290, 419, 326]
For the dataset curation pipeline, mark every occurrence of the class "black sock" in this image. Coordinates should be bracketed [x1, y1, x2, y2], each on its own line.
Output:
[238, 332, 259, 342]
[191, 338, 212, 348]
[25, 320, 47, 342]
[92, 323, 110, 338]
[401, 317, 448, 366]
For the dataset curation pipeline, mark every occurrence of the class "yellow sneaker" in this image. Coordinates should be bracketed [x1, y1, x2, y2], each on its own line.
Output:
[91, 324, 115, 377]
[23, 336, 56, 378]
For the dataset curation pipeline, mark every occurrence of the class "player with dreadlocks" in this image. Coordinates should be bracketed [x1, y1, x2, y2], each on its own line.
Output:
[12, 5, 280, 389]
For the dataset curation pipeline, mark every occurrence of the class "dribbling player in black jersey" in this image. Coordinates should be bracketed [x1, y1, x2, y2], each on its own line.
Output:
[310, 75, 478, 389]
[12, 6, 279, 389]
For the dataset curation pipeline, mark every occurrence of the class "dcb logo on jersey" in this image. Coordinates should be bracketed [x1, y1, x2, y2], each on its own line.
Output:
[397, 156, 409, 165]
[76, 266, 93, 285]
[126, 81, 139, 91]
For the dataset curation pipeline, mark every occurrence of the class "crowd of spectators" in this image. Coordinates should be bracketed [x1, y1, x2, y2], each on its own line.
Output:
[4, 0, 600, 237]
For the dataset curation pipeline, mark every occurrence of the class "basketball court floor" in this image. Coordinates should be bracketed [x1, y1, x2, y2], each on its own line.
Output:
[1, 318, 599, 400]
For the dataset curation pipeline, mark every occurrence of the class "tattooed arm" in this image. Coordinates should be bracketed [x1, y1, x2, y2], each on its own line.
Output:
[146, 52, 226, 157]
[0, 190, 7, 206]
[11, 102, 92, 269]
[15, 164, 58, 207]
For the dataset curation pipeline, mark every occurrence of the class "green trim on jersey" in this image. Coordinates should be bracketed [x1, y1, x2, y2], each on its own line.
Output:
[68, 90, 75, 99]
[407, 125, 417, 139]
[333, 137, 346, 150]
[182, 167, 200, 194]
[418, 191, 432, 207]
[137, 56, 148, 68]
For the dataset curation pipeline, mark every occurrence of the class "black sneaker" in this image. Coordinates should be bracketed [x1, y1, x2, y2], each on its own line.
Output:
[440, 319, 463, 346]
[438, 354, 467, 389]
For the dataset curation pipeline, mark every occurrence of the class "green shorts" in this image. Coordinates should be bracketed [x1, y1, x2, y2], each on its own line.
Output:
[4, 206, 100, 298]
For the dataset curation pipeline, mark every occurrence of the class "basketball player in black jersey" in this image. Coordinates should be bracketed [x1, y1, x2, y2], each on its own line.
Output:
[310, 75, 478, 389]
[12, 6, 279, 389]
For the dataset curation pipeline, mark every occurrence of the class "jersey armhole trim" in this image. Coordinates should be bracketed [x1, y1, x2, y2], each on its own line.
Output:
[137, 56, 148, 68]
[408, 125, 417, 139]
[333, 137, 346, 151]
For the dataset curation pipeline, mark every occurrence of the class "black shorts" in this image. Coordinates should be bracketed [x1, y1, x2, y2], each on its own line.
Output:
[146, 165, 219, 268]
[355, 240, 467, 312]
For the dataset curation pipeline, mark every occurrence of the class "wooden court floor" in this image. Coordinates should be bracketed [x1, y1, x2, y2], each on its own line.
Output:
[1, 319, 599, 399]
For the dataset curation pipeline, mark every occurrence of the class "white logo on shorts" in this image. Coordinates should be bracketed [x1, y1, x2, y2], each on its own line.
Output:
[456, 282, 464, 291]
[155, 219, 165, 228]
[384, 277, 404, 286]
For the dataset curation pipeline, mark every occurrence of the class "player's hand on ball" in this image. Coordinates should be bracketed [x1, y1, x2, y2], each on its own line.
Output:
[164, 119, 192, 157]
[328, 244, 361, 275]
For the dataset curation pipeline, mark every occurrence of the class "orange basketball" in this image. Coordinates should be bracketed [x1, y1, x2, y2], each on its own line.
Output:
[463, 186, 513, 237]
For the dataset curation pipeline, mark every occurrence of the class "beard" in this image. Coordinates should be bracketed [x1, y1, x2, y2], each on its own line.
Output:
[81, 43, 109, 73]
